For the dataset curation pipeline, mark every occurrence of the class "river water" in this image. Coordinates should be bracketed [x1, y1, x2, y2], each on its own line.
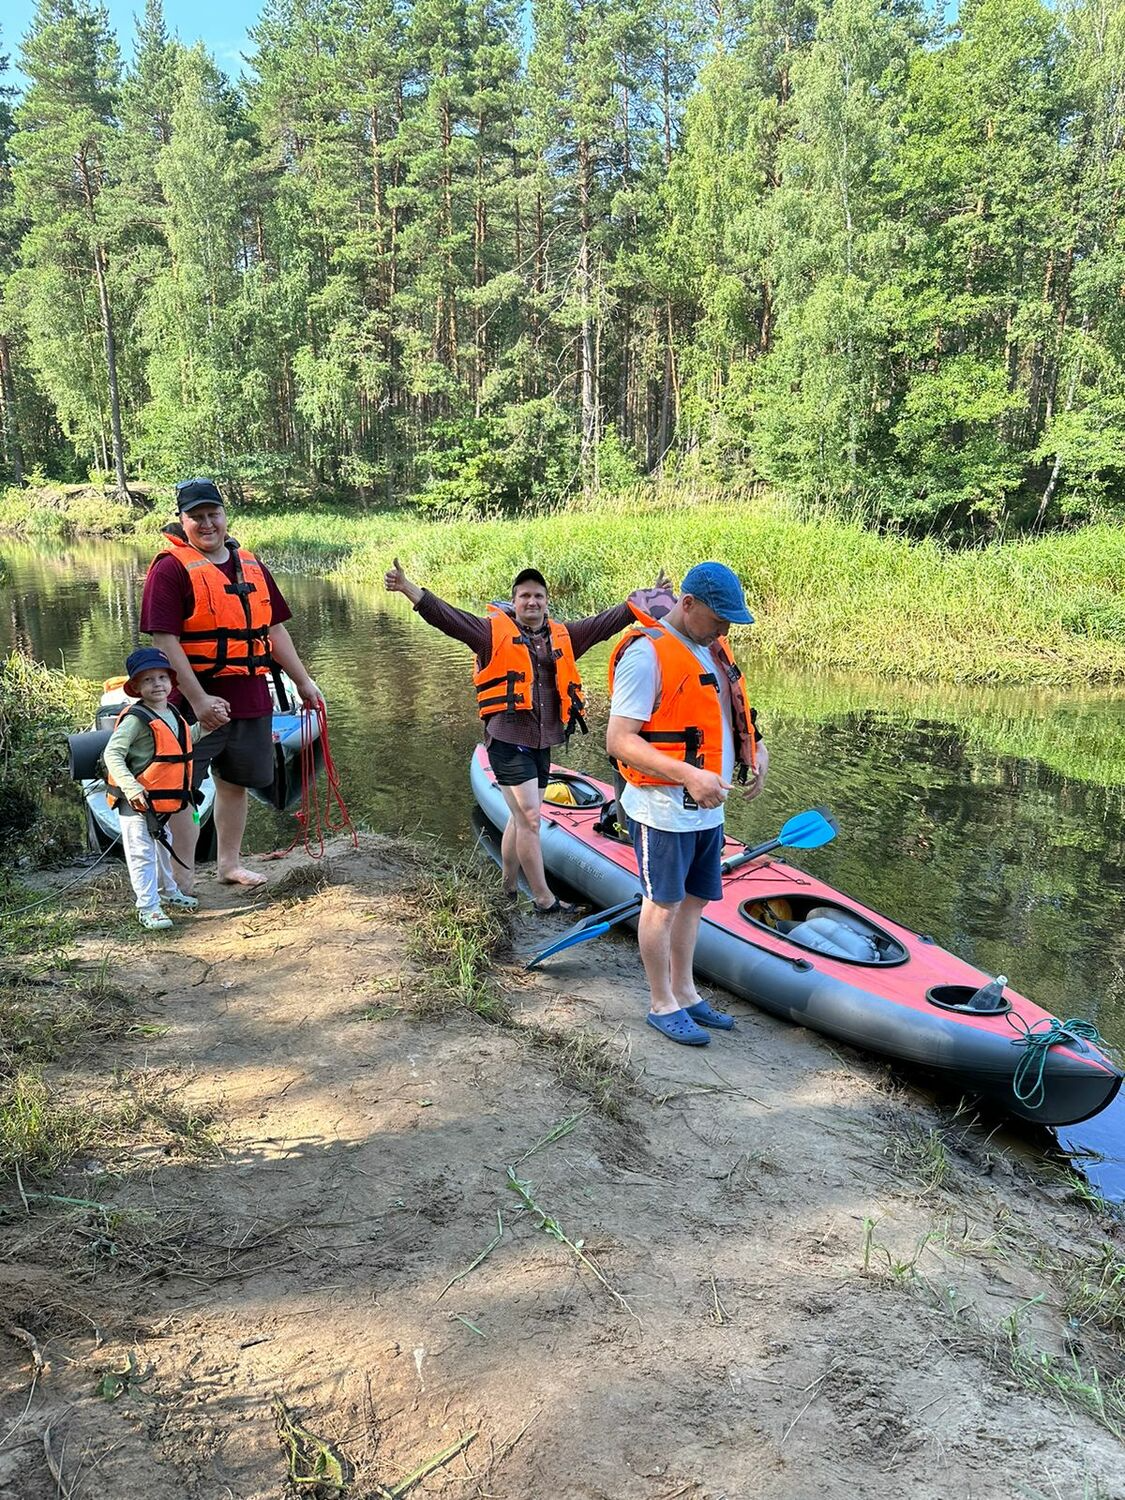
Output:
[5, 538, 1125, 1198]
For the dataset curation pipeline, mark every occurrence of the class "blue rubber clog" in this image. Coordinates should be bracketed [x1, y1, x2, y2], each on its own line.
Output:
[646, 1008, 711, 1046]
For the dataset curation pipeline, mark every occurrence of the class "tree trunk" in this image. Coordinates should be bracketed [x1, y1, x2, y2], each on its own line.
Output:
[1035, 312, 1090, 530]
[474, 118, 486, 418]
[578, 140, 596, 490]
[78, 148, 128, 496]
[0, 336, 24, 484]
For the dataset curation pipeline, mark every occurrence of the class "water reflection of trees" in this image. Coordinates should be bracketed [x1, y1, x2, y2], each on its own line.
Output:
[0, 542, 147, 675]
[571, 703, 1125, 1045]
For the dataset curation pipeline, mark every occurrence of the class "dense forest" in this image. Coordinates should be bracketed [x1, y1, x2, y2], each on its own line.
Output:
[0, 0, 1123, 533]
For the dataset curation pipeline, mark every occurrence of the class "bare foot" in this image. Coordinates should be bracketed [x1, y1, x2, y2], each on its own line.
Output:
[217, 867, 267, 887]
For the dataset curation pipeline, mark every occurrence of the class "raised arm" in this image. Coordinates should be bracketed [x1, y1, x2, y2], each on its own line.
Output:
[384, 557, 491, 656]
[567, 568, 676, 656]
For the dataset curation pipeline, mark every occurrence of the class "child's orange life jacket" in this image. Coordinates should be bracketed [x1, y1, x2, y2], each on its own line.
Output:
[105, 704, 193, 815]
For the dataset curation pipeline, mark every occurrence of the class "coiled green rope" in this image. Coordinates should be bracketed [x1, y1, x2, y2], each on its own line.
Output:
[1007, 1015, 1105, 1110]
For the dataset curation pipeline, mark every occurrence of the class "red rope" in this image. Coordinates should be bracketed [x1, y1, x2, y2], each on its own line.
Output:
[263, 701, 358, 860]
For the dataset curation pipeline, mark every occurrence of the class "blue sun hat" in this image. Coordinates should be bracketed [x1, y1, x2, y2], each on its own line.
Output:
[124, 647, 177, 697]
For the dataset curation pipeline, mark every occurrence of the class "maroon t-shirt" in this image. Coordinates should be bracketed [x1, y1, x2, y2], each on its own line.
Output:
[140, 539, 292, 721]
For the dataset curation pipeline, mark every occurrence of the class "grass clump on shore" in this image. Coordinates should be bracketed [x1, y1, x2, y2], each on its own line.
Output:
[407, 863, 512, 1024]
[1, 961, 136, 1065]
[0, 482, 147, 540]
[1060, 1245, 1125, 1336]
[399, 857, 635, 1118]
[183, 492, 1125, 687]
[0, 651, 99, 867]
[0, 1069, 97, 1180]
[344, 493, 1125, 688]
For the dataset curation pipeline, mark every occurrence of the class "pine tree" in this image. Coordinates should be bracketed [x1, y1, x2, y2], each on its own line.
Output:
[1032, 0, 1125, 522]
[250, 0, 411, 492]
[132, 47, 274, 481]
[889, 0, 1067, 528]
[745, 0, 922, 503]
[13, 0, 131, 493]
[525, 0, 664, 489]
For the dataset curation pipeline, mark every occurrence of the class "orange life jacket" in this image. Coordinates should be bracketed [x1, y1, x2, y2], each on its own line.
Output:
[160, 531, 273, 677]
[472, 607, 588, 739]
[105, 704, 193, 815]
[608, 605, 758, 787]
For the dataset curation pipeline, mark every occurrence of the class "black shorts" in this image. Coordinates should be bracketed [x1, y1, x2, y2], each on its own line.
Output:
[487, 739, 552, 789]
[193, 716, 275, 790]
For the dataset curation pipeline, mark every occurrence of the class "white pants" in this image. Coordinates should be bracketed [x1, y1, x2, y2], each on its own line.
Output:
[120, 813, 183, 911]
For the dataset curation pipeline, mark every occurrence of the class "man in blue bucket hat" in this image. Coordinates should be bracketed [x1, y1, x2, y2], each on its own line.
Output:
[607, 562, 768, 1047]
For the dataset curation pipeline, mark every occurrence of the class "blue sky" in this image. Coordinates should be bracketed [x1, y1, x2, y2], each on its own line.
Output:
[3, 0, 261, 84]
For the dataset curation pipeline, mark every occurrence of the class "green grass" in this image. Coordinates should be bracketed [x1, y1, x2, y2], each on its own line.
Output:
[887, 1120, 955, 1197]
[0, 878, 78, 962]
[8, 482, 1125, 685]
[406, 864, 512, 1023]
[0, 1069, 97, 1179]
[0, 959, 137, 1067]
[221, 490, 1125, 686]
[1060, 1245, 1125, 1336]
[526, 1026, 634, 1122]
[999, 1303, 1125, 1440]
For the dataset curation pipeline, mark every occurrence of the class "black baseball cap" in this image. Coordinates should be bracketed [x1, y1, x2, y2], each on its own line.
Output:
[175, 477, 224, 511]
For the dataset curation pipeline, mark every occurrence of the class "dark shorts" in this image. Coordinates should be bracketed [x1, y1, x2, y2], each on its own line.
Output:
[193, 716, 275, 790]
[487, 739, 552, 789]
[628, 819, 725, 905]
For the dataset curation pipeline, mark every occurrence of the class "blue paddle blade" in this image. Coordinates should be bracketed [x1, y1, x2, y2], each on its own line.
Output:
[526, 919, 615, 968]
[777, 806, 838, 850]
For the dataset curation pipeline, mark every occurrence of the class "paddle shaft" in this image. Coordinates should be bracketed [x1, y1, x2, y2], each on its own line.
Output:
[523, 805, 836, 970]
[527, 831, 787, 967]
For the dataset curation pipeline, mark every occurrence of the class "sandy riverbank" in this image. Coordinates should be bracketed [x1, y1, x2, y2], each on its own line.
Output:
[2, 836, 1124, 1498]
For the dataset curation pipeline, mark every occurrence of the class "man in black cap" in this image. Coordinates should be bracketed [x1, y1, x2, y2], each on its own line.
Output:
[140, 477, 322, 889]
[385, 556, 671, 911]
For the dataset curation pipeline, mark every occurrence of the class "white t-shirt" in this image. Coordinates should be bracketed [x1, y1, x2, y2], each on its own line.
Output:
[609, 622, 734, 832]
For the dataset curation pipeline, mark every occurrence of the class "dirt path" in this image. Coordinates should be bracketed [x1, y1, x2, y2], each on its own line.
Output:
[2, 837, 1124, 1499]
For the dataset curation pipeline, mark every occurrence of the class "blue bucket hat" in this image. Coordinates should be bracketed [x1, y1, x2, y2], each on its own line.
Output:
[124, 647, 177, 698]
[680, 562, 755, 625]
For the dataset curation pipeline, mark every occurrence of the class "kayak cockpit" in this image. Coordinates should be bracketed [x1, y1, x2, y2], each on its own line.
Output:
[542, 774, 611, 810]
[740, 896, 908, 966]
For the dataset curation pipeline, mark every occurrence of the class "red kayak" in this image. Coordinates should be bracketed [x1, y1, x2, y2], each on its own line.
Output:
[471, 746, 1122, 1127]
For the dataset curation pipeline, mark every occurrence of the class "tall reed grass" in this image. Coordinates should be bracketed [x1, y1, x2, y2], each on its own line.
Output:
[5, 484, 1125, 686]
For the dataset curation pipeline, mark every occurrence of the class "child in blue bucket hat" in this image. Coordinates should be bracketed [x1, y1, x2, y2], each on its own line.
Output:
[102, 647, 203, 930]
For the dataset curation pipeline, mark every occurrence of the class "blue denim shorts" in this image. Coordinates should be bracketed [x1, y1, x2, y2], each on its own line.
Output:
[628, 819, 725, 905]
